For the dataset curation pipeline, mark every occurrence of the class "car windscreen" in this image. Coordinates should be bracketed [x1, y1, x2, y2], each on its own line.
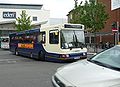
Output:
[89, 46, 120, 70]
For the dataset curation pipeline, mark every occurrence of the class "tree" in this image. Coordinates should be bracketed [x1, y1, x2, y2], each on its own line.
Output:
[15, 10, 32, 32]
[70, 0, 109, 52]
[71, 0, 108, 32]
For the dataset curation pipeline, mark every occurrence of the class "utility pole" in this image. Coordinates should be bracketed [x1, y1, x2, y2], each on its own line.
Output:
[117, 21, 119, 44]
[117, 8, 120, 44]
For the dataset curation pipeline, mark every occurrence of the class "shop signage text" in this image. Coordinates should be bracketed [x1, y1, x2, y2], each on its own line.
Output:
[3, 12, 16, 19]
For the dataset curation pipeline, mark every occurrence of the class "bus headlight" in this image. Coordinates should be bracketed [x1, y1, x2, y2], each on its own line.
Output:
[83, 53, 86, 56]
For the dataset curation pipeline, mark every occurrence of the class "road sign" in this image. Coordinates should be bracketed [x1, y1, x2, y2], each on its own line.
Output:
[112, 28, 118, 32]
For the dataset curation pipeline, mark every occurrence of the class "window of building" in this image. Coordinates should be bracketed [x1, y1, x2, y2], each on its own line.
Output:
[33, 17, 37, 21]
[49, 30, 59, 44]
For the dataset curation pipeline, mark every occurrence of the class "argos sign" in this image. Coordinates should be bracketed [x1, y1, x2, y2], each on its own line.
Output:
[3, 12, 16, 19]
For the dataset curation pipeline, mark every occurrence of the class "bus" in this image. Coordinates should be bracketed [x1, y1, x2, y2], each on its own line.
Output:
[1, 36, 9, 49]
[9, 24, 87, 62]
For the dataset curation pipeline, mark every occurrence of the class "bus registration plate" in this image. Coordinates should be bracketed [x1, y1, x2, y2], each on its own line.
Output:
[74, 57, 80, 59]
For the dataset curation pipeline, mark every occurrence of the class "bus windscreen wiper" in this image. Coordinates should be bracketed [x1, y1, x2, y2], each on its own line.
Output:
[74, 33, 84, 49]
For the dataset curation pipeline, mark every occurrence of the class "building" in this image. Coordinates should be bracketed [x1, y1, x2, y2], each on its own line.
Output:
[0, 3, 50, 36]
[49, 18, 67, 25]
[67, 0, 120, 45]
[97, 0, 120, 44]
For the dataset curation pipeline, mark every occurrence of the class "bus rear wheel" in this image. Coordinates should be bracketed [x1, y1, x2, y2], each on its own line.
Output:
[38, 51, 45, 61]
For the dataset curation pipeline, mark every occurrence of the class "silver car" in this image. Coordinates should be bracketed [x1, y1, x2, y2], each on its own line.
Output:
[52, 45, 120, 87]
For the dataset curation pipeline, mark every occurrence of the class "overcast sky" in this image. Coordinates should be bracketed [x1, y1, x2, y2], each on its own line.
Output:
[0, 0, 85, 18]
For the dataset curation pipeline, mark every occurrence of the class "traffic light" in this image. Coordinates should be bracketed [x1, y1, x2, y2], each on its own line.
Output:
[112, 22, 117, 29]
[112, 22, 117, 32]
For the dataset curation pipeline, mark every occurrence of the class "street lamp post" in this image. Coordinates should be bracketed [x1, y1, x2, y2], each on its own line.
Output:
[117, 8, 120, 44]
[74, 0, 78, 8]
[117, 21, 119, 44]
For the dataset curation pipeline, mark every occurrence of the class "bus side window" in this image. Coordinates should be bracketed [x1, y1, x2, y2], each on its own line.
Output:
[38, 32, 46, 44]
[49, 30, 59, 44]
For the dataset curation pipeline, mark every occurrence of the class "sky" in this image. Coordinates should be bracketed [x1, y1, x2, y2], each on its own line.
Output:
[0, 0, 84, 18]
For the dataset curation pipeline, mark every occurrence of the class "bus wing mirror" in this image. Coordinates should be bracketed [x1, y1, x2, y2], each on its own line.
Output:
[40, 40, 45, 43]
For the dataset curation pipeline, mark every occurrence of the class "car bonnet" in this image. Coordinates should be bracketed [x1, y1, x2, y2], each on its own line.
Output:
[56, 59, 120, 87]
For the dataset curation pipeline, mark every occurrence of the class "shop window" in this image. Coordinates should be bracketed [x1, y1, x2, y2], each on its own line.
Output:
[85, 37, 89, 43]
[91, 37, 95, 43]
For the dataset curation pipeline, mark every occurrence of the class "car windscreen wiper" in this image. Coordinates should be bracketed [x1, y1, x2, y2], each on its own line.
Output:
[88, 59, 120, 71]
[74, 32, 85, 48]
[89, 60, 105, 66]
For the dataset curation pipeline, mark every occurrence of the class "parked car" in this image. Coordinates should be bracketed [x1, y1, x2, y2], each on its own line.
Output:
[52, 45, 120, 87]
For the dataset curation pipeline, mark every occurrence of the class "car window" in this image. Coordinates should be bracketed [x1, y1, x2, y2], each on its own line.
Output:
[91, 46, 120, 69]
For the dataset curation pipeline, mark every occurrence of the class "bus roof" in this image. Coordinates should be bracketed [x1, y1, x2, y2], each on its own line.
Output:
[9, 28, 40, 37]
[9, 23, 84, 37]
[41, 23, 84, 31]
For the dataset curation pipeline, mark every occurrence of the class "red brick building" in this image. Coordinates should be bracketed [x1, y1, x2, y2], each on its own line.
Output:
[67, 0, 120, 45]
[96, 0, 120, 44]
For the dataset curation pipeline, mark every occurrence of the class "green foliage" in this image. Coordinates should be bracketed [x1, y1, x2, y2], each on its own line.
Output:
[70, 0, 109, 33]
[15, 10, 32, 32]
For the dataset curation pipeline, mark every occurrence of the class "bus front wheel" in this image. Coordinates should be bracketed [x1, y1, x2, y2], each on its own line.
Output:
[38, 51, 45, 61]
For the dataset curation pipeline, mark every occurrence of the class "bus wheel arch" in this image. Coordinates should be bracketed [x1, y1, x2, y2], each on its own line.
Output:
[38, 51, 45, 61]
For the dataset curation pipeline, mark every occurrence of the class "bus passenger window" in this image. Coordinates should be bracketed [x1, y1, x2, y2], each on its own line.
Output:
[38, 32, 46, 43]
[49, 30, 59, 44]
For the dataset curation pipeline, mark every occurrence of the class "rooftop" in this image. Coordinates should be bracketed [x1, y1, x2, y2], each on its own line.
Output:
[0, 3, 43, 10]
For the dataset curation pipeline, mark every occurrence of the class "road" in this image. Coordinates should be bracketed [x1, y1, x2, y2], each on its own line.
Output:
[0, 49, 93, 87]
[0, 49, 66, 87]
